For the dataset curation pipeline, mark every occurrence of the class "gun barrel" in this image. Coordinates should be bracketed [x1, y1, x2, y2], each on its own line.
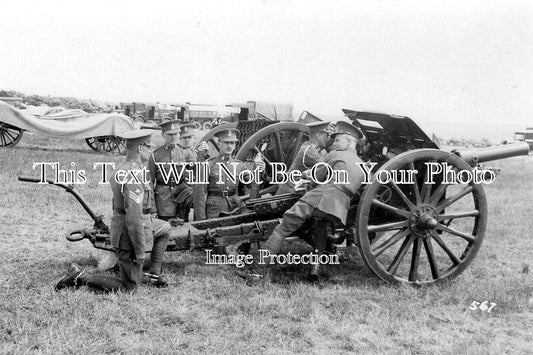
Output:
[452, 141, 530, 166]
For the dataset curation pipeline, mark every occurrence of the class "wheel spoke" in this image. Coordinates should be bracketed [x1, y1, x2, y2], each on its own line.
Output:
[272, 132, 284, 164]
[409, 238, 422, 282]
[436, 186, 473, 212]
[372, 228, 410, 256]
[368, 220, 409, 233]
[287, 131, 305, 165]
[435, 224, 476, 243]
[387, 235, 414, 274]
[408, 162, 422, 204]
[423, 238, 440, 279]
[389, 181, 416, 211]
[438, 210, 479, 221]
[429, 230, 461, 265]
[429, 183, 449, 206]
[372, 199, 411, 218]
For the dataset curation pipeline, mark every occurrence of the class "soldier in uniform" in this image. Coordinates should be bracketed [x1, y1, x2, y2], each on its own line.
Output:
[148, 119, 196, 221]
[275, 121, 333, 195]
[194, 128, 264, 220]
[238, 121, 365, 282]
[55, 130, 171, 292]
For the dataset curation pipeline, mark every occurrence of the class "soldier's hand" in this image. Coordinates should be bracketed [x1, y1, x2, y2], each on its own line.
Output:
[197, 141, 209, 152]
[254, 153, 265, 173]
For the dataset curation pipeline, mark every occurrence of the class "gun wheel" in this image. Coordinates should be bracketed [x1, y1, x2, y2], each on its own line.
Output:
[197, 122, 238, 158]
[356, 149, 487, 285]
[236, 122, 309, 166]
[0, 123, 23, 147]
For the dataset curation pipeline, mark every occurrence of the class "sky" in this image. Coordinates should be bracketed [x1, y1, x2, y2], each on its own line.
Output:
[1, 0, 532, 141]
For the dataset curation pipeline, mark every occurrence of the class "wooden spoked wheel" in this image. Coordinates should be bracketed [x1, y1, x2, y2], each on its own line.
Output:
[92, 136, 127, 155]
[235, 122, 309, 166]
[0, 123, 23, 147]
[356, 149, 487, 285]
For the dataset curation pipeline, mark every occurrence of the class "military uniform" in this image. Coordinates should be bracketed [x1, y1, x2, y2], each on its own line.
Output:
[276, 121, 331, 195]
[194, 154, 249, 220]
[55, 130, 171, 292]
[276, 141, 324, 195]
[262, 121, 365, 257]
[148, 120, 195, 221]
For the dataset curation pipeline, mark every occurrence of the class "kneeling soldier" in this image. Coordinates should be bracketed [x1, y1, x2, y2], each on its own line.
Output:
[55, 130, 171, 292]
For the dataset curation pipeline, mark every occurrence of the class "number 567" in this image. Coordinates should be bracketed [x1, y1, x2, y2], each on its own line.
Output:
[470, 300, 496, 312]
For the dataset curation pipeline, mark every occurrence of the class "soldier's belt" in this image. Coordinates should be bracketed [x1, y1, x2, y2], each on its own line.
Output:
[207, 190, 236, 198]
[332, 184, 355, 199]
[114, 208, 152, 215]
[156, 180, 185, 187]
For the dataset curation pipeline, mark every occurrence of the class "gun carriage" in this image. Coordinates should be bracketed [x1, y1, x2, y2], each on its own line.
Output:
[19, 108, 530, 285]
[0, 100, 135, 155]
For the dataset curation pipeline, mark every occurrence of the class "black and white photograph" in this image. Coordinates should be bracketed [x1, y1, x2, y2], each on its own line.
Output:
[1, 0, 532, 353]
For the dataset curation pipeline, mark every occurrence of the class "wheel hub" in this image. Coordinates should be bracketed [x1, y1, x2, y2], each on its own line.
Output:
[409, 205, 438, 237]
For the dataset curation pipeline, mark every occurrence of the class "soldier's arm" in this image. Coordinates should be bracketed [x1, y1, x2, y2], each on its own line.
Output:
[302, 146, 324, 169]
[122, 182, 147, 261]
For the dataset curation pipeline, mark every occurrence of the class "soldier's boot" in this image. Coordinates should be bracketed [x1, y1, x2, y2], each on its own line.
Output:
[235, 235, 282, 284]
[55, 263, 123, 292]
[237, 242, 251, 255]
[145, 234, 170, 288]
[54, 263, 86, 291]
[83, 274, 122, 293]
[307, 219, 330, 282]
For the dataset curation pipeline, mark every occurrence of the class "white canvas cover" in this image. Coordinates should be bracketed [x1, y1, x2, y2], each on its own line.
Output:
[254, 102, 293, 121]
[0, 101, 135, 139]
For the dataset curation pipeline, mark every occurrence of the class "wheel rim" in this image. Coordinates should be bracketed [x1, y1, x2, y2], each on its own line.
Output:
[85, 137, 99, 151]
[356, 149, 487, 285]
[0, 123, 23, 147]
[196, 122, 238, 158]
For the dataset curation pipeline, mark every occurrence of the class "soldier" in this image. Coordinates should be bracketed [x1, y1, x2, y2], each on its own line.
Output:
[178, 123, 198, 156]
[194, 128, 264, 220]
[148, 119, 196, 221]
[237, 121, 365, 282]
[275, 121, 333, 195]
[55, 130, 171, 292]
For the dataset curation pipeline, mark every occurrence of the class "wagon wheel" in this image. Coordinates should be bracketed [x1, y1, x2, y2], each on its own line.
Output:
[85, 137, 100, 152]
[0, 123, 24, 147]
[192, 121, 202, 130]
[234, 122, 309, 195]
[95, 136, 127, 155]
[202, 121, 212, 130]
[356, 149, 487, 285]
[235, 122, 309, 165]
[196, 122, 238, 158]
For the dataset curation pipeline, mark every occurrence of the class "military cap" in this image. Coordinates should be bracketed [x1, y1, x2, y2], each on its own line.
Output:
[330, 121, 364, 139]
[306, 121, 334, 137]
[215, 128, 240, 142]
[119, 130, 155, 147]
[158, 119, 181, 134]
[179, 124, 197, 138]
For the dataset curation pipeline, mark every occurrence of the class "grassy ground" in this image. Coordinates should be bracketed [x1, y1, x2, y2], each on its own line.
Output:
[0, 132, 532, 354]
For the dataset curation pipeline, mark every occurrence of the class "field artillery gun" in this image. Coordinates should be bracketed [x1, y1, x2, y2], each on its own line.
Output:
[18, 109, 530, 286]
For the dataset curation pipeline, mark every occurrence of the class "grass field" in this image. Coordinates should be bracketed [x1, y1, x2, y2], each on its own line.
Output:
[1, 132, 532, 354]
